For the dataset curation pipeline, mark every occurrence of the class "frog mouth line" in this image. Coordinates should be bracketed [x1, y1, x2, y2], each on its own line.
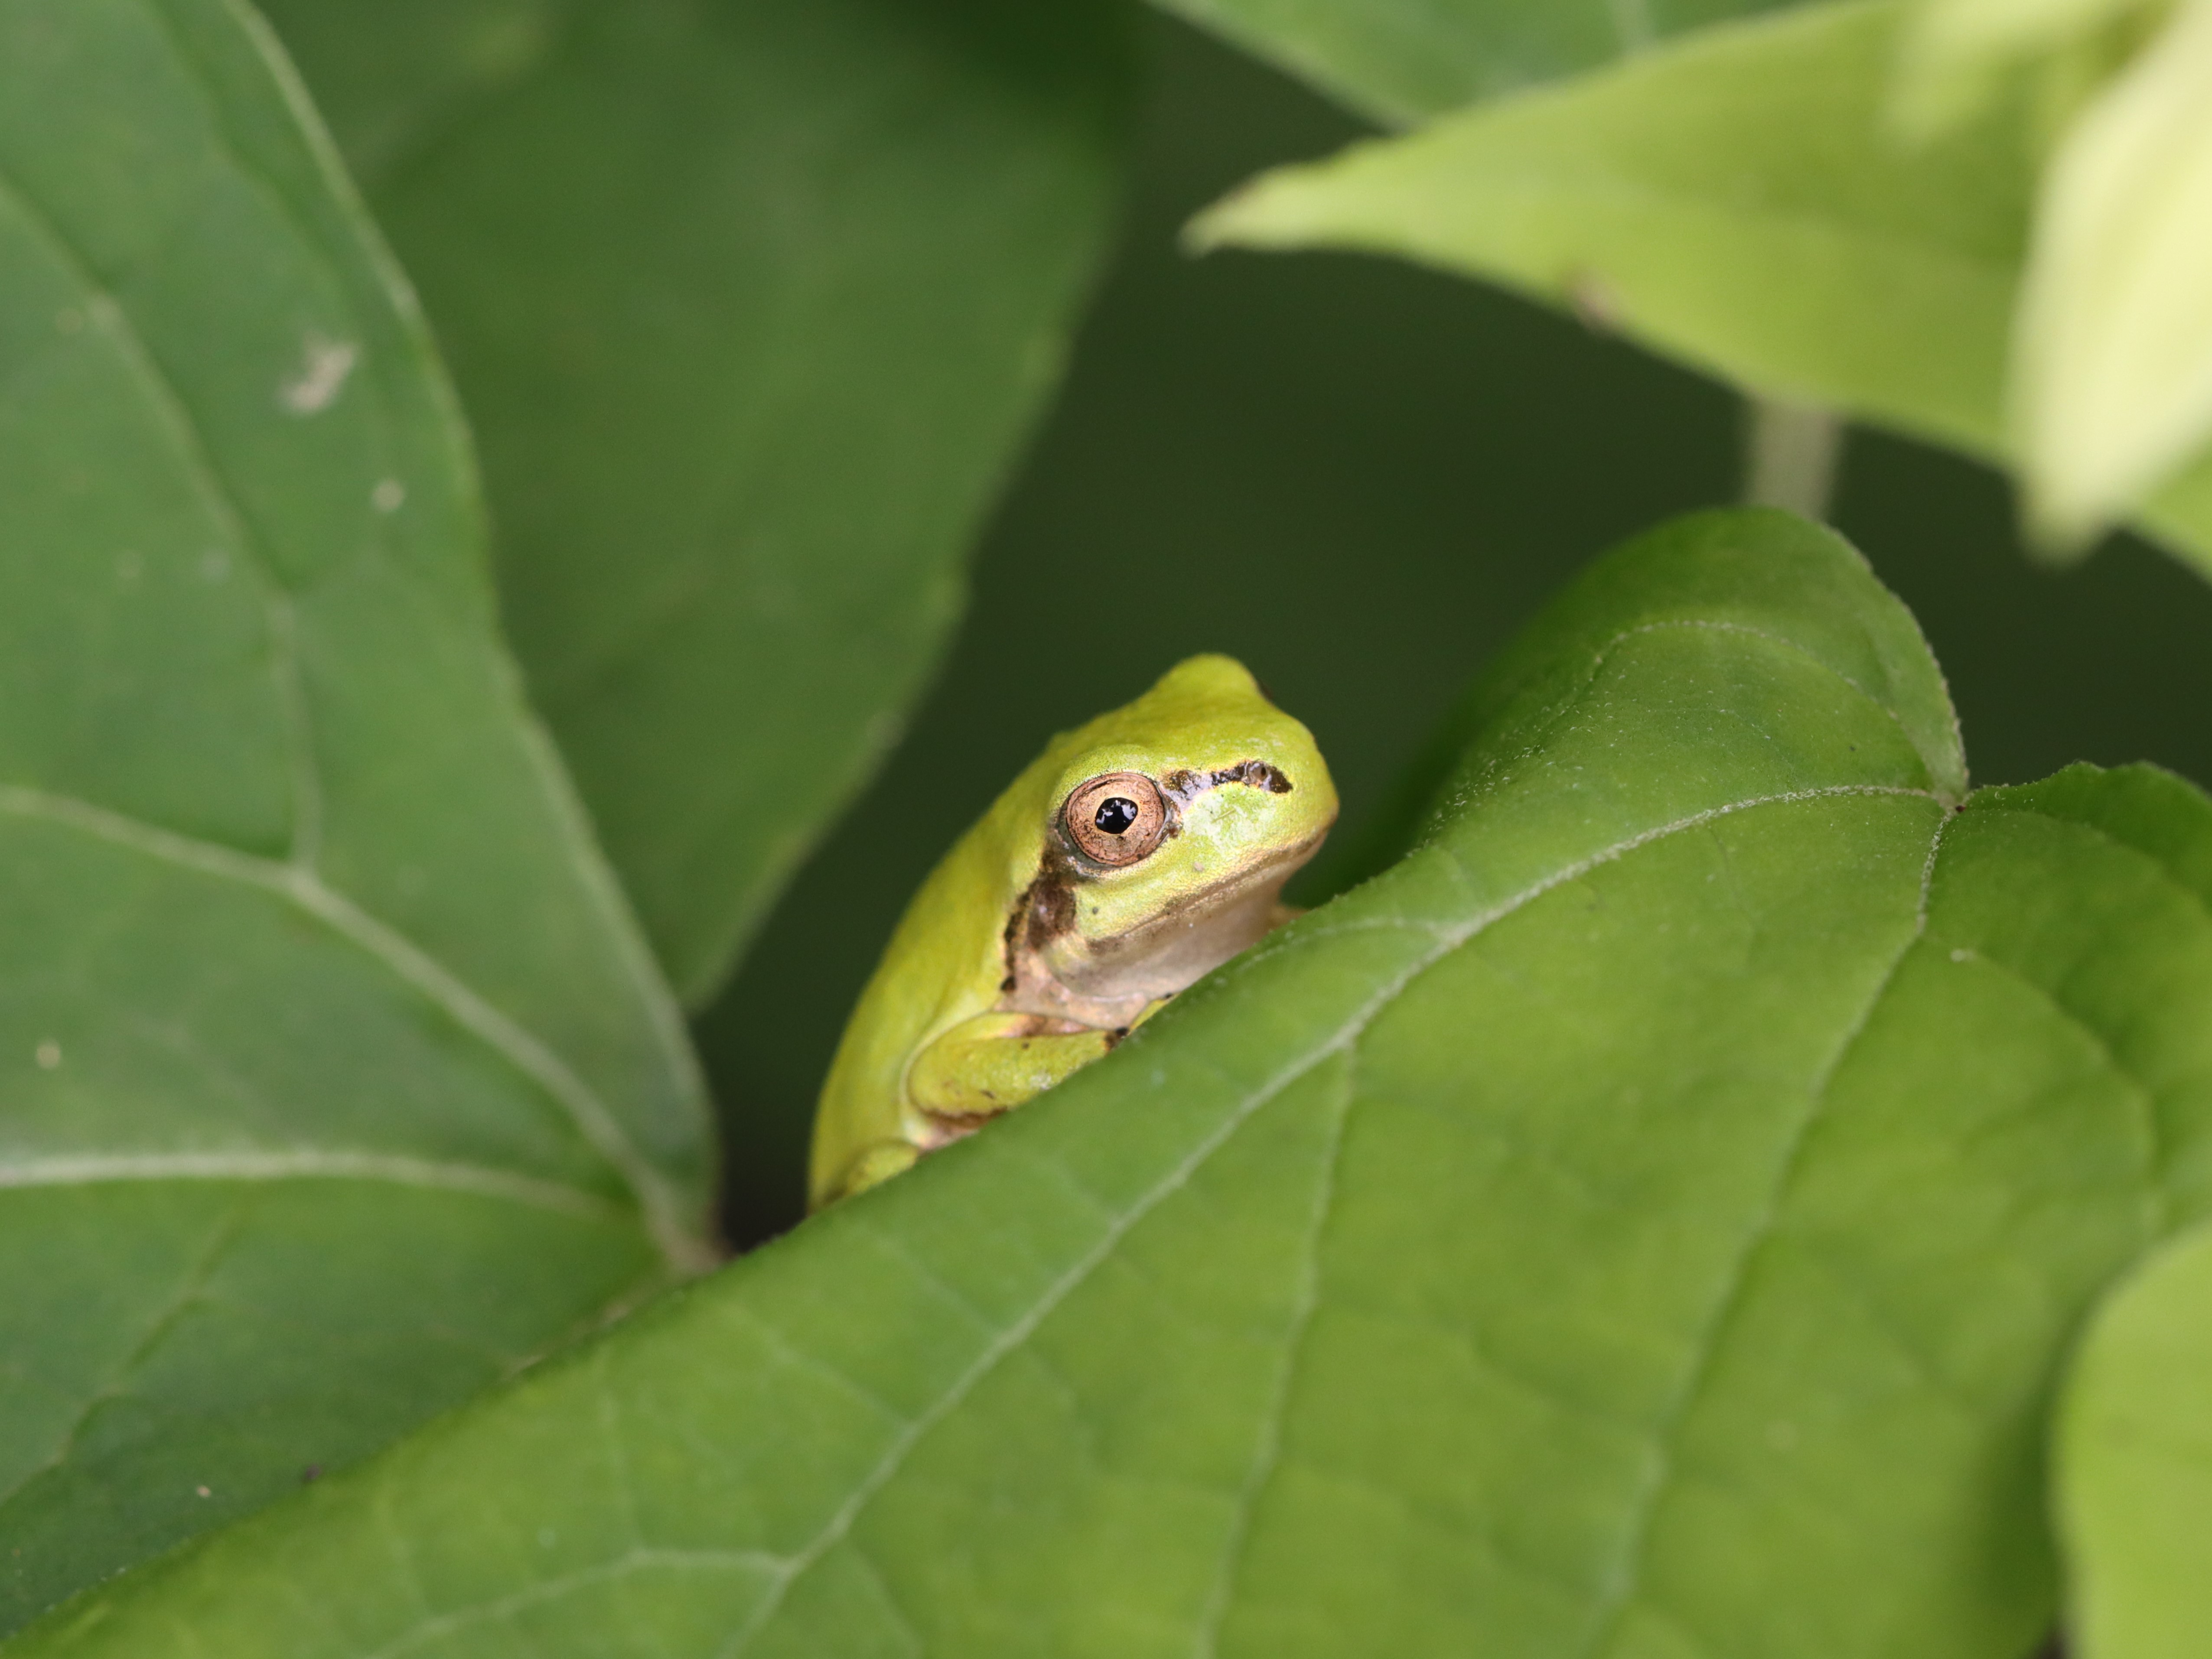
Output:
[1087, 823, 1330, 946]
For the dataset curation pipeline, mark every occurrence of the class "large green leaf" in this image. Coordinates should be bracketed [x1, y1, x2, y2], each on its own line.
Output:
[1191, 0, 2212, 575]
[23, 508, 2212, 1655]
[1147, 0, 1805, 126]
[0, 0, 708, 1629]
[256, 0, 1135, 1005]
[2055, 1220, 2212, 1659]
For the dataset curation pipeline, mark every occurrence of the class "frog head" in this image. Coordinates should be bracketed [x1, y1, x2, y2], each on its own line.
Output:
[1008, 654, 1338, 1013]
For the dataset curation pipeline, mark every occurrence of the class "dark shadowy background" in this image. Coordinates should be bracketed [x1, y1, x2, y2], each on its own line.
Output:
[696, 13, 2212, 1246]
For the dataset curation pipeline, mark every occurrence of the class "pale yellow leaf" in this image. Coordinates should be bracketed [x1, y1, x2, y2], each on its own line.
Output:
[2015, 0, 2212, 548]
[1891, 0, 2153, 137]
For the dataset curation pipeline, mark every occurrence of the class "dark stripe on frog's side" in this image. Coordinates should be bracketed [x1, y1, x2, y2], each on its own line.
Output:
[1000, 849, 1079, 995]
[998, 888, 1024, 994]
[1007, 853, 1078, 956]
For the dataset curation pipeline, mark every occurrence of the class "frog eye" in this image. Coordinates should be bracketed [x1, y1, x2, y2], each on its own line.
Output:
[1063, 771, 1169, 867]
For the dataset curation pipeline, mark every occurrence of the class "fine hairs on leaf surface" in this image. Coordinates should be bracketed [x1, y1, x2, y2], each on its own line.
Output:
[256, 0, 1138, 1006]
[21, 509, 2212, 1658]
[1189, 0, 2212, 581]
[0, 0, 711, 1629]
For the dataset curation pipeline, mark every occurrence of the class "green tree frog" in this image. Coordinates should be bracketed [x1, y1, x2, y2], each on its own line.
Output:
[808, 654, 1337, 1208]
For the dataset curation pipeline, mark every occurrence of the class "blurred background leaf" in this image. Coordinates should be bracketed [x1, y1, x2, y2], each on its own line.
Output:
[1192, 3, 2030, 468]
[1887, 0, 2159, 140]
[2057, 1220, 2212, 1659]
[1147, 0, 1808, 125]
[258, 0, 1138, 1006]
[698, 10, 2212, 1243]
[26, 510, 2212, 1659]
[1189, 0, 2212, 574]
[0, 0, 709, 1628]
[2013, 0, 2212, 547]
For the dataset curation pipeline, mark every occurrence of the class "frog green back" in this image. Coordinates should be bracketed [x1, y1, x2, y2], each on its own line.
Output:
[807, 793, 1037, 1204]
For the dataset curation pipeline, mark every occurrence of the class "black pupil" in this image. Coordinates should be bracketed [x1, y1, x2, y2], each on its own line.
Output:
[1094, 797, 1140, 836]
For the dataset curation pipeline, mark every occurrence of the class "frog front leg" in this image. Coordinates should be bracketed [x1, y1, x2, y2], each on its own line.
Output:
[823, 1015, 1136, 1205]
[904, 1010, 1138, 1134]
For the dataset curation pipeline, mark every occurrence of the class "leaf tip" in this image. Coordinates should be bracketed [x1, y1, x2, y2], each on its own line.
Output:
[2016, 480, 2113, 566]
[1181, 176, 1287, 256]
[1177, 202, 1233, 257]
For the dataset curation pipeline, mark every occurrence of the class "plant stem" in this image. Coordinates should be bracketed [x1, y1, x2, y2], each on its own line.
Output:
[1742, 393, 1845, 520]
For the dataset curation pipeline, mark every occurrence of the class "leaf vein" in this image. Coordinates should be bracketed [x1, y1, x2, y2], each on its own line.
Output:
[0, 9, 710, 1256]
[1952, 952, 2174, 1240]
[0, 1197, 250, 1508]
[1568, 808, 1948, 1659]
[354, 1549, 778, 1659]
[0, 1150, 623, 1221]
[0, 783, 694, 1263]
[1192, 1049, 1357, 1657]
[0, 145, 321, 866]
